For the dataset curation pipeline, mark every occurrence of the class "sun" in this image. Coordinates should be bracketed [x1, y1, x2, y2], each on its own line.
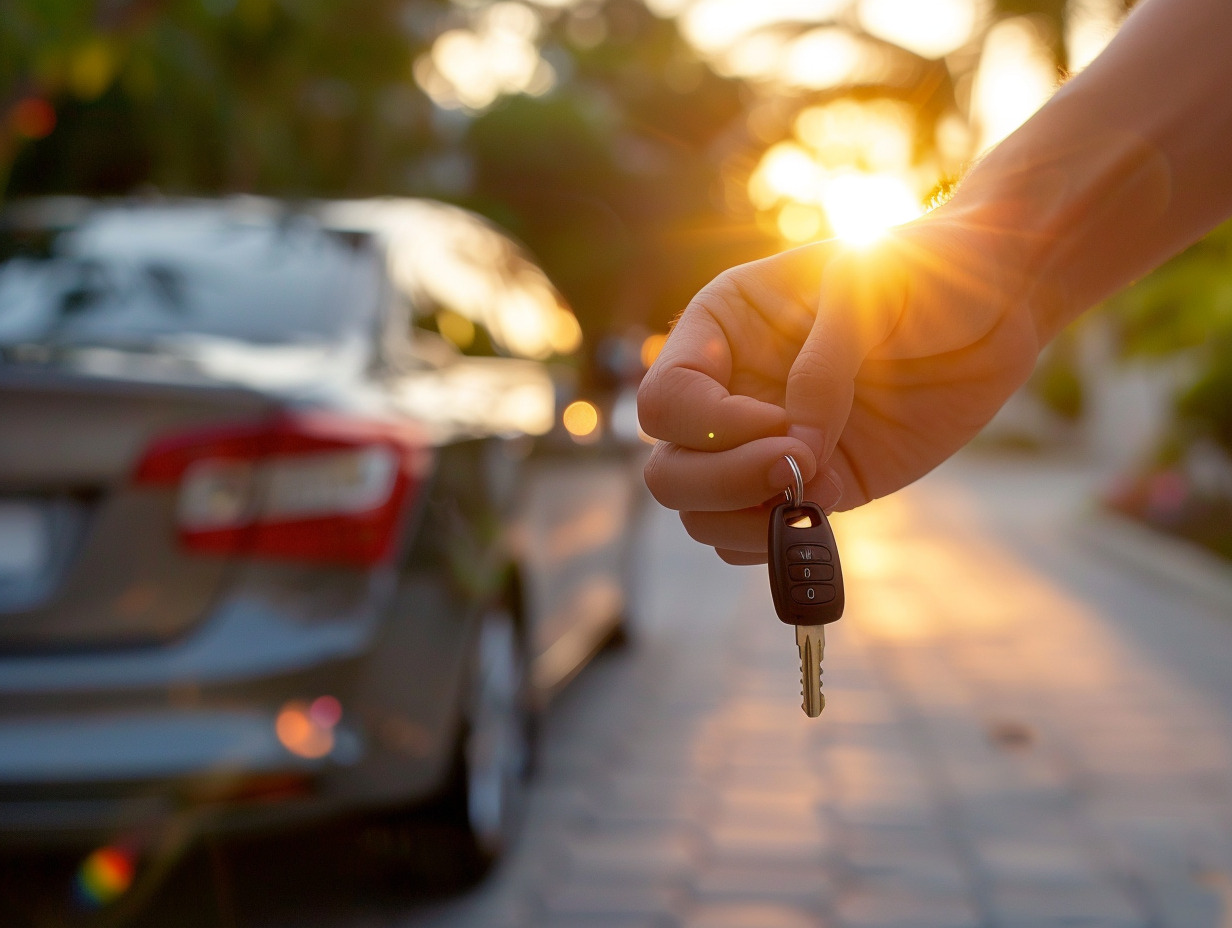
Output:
[748, 99, 927, 247]
[820, 170, 923, 245]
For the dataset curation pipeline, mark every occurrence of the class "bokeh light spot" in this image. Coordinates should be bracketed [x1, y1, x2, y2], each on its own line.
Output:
[777, 202, 825, 243]
[75, 846, 135, 908]
[972, 17, 1057, 151]
[11, 98, 56, 139]
[309, 694, 343, 729]
[437, 309, 476, 350]
[276, 700, 334, 759]
[856, 0, 985, 59]
[640, 333, 667, 369]
[563, 400, 600, 442]
[414, 2, 555, 113]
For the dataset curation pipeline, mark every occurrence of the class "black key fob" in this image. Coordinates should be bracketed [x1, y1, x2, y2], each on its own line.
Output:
[767, 500, 845, 626]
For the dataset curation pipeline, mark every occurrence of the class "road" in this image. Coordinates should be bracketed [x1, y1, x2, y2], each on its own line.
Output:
[136, 451, 1232, 927]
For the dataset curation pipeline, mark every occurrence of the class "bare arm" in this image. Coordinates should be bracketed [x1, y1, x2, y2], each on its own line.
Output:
[950, 0, 1232, 341]
[637, 0, 1232, 562]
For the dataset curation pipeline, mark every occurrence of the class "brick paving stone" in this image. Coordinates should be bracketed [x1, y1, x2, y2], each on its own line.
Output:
[836, 889, 980, 928]
[989, 884, 1145, 925]
[702, 821, 831, 864]
[396, 459, 1232, 928]
[976, 838, 1105, 887]
[689, 861, 835, 909]
[537, 917, 667, 928]
[538, 878, 685, 919]
[846, 860, 972, 897]
[994, 919, 1144, 928]
[562, 827, 700, 880]
[679, 902, 827, 928]
[840, 824, 972, 896]
[716, 787, 824, 822]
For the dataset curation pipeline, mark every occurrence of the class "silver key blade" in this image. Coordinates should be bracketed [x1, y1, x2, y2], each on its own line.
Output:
[796, 625, 826, 717]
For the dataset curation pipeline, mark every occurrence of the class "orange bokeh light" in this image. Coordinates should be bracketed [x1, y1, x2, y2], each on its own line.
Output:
[276, 700, 335, 759]
[562, 400, 600, 442]
[11, 98, 56, 140]
[640, 333, 667, 369]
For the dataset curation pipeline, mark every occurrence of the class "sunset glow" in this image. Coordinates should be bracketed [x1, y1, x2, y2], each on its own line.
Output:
[972, 17, 1057, 151]
[822, 171, 923, 244]
[856, 0, 986, 59]
[749, 98, 925, 245]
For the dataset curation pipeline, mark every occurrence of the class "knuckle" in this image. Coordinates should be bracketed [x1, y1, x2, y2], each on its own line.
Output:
[787, 345, 844, 401]
[642, 444, 675, 507]
[635, 374, 667, 438]
[678, 510, 709, 543]
[637, 365, 700, 441]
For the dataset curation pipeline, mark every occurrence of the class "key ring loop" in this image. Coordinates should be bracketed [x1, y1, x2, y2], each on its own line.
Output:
[782, 454, 804, 508]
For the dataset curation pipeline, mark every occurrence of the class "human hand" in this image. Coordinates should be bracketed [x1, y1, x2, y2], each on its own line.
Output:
[636, 210, 1041, 564]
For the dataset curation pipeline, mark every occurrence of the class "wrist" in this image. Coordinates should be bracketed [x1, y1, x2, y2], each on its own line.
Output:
[934, 159, 1082, 347]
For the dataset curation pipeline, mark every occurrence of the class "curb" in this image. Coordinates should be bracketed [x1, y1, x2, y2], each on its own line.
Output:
[1072, 506, 1232, 615]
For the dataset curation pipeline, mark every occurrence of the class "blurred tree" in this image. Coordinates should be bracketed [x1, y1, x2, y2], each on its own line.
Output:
[0, 0, 762, 355]
[1105, 218, 1232, 455]
[0, 0, 1136, 362]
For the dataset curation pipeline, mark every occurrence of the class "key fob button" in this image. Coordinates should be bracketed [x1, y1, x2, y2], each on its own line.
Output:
[787, 544, 831, 563]
[790, 583, 836, 605]
[769, 501, 844, 626]
[788, 563, 833, 581]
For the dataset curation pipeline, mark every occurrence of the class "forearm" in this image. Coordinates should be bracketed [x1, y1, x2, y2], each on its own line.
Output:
[943, 0, 1232, 343]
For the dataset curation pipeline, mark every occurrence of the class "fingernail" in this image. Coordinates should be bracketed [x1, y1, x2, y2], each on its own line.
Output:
[767, 456, 796, 494]
[816, 468, 844, 511]
[788, 425, 826, 459]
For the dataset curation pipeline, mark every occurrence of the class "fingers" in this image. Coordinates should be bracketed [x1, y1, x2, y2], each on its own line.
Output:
[680, 507, 770, 553]
[638, 363, 787, 450]
[637, 298, 788, 451]
[785, 247, 904, 461]
[678, 469, 843, 558]
[717, 548, 766, 566]
[644, 435, 817, 512]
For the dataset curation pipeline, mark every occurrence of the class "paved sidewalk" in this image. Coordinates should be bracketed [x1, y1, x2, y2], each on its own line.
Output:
[409, 454, 1232, 928]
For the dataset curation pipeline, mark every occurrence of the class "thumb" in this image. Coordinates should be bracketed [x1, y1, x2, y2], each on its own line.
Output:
[785, 248, 904, 462]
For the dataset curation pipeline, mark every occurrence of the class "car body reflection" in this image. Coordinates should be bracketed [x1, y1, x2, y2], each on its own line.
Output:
[0, 196, 644, 907]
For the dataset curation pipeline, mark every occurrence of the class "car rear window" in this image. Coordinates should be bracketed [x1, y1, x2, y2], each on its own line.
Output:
[0, 205, 382, 349]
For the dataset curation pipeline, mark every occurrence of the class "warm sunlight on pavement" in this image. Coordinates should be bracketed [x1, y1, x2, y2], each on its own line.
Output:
[415, 455, 1232, 928]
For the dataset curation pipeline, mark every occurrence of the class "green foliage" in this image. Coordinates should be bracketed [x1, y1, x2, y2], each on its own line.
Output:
[1105, 219, 1232, 454]
[1030, 330, 1084, 421]
[1105, 219, 1232, 359]
[0, 0, 763, 350]
[1176, 337, 1232, 453]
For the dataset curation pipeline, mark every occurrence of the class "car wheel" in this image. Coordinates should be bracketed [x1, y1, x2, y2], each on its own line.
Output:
[457, 602, 533, 866]
[356, 602, 534, 892]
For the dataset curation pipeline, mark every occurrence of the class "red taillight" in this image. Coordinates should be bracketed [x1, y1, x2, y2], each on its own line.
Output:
[133, 414, 432, 566]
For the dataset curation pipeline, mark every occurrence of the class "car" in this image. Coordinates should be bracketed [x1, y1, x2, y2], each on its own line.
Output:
[0, 196, 641, 906]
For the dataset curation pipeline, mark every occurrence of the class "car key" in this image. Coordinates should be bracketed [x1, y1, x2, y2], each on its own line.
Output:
[768, 455, 844, 717]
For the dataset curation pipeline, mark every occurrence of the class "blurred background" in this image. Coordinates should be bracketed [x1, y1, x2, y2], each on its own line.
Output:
[5, 0, 1231, 548]
[6, 1, 1232, 926]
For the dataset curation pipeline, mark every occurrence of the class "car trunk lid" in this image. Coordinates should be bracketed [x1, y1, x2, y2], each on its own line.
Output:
[0, 364, 275, 652]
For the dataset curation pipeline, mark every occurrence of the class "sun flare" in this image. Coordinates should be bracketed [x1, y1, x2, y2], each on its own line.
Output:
[821, 171, 923, 245]
[749, 98, 925, 246]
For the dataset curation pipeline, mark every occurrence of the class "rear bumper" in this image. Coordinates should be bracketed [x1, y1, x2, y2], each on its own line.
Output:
[0, 594, 468, 848]
[0, 708, 362, 783]
[0, 706, 316, 845]
[0, 704, 433, 848]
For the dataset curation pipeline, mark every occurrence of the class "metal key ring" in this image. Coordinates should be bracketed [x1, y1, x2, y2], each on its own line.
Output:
[782, 454, 804, 508]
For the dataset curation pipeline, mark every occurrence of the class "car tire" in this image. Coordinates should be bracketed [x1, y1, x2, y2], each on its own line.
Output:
[453, 601, 534, 871]
[361, 600, 534, 892]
